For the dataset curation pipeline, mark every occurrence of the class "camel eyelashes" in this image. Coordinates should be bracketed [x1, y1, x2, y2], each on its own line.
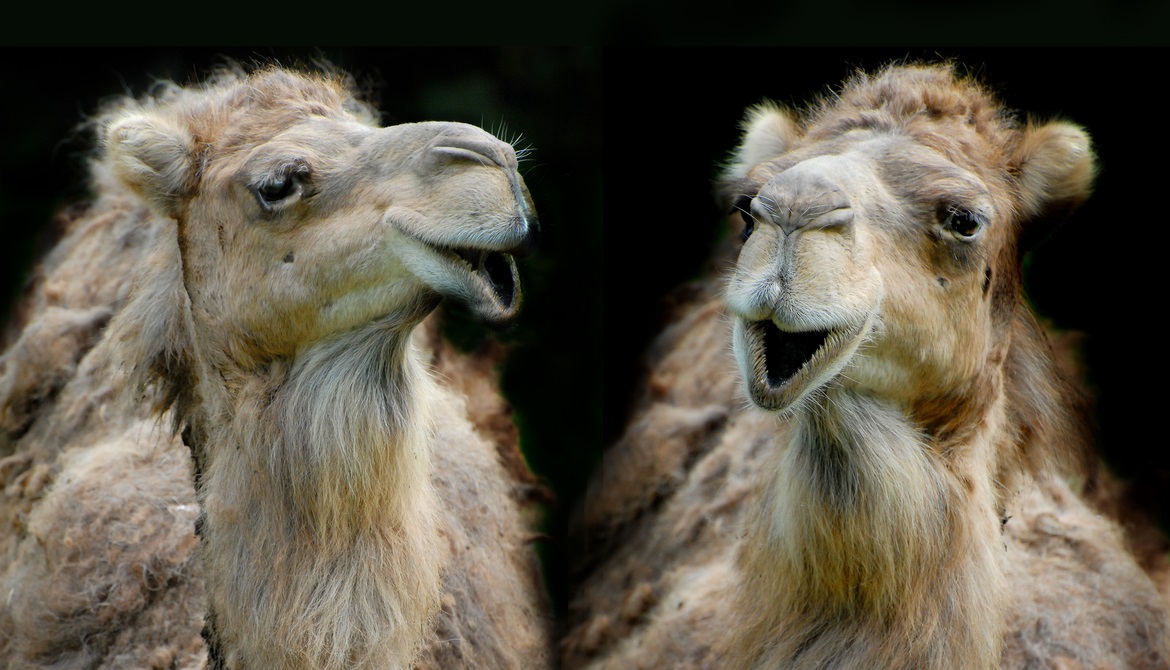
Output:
[733, 195, 756, 242]
[940, 204, 984, 240]
[257, 177, 296, 204]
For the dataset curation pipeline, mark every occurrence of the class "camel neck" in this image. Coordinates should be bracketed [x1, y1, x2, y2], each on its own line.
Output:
[276, 323, 436, 540]
[733, 389, 1006, 669]
[192, 320, 444, 668]
[195, 319, 439, 543]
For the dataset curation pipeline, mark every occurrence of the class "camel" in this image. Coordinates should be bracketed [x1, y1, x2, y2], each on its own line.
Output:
[562, 63, 1170, 669]
[0, 64, 552, 669]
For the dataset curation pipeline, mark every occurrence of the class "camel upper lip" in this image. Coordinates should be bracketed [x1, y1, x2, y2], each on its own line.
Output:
[740, 316, 869, 411]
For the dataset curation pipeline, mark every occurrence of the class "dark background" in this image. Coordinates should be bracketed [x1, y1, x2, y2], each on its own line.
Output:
[2, 47, 1165, 621]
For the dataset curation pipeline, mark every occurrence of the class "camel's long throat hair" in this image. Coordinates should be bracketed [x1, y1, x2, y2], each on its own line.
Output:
[94, 64, 534, 669]
[718, 64, 1096, 669]
[116, 242, 443, 668]
[201, 321, 443, 669]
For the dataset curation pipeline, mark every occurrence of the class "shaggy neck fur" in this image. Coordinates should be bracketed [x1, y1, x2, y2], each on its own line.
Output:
[190, 316, 443, 670]
[731, 387, 1006, 670]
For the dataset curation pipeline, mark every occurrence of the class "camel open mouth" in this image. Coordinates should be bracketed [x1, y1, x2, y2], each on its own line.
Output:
[390, 215, 532, 326]
[738, 316, 868, 411]
[760, 322, 830, 386]
[448, 246, 519, 309]
[426, 242, 522, 324]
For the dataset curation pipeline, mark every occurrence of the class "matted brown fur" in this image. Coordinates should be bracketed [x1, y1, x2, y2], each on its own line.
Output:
[0, 65, 552, 669]
[563, 64, 1170, 669]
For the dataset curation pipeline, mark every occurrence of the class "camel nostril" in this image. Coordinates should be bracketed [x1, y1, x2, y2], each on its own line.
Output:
[772, 205, 853, 236]
[761, 167, 853, 236]
[432, 137, 506, 167]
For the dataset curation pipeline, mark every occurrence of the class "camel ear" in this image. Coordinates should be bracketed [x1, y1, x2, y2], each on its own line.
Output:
[1012, 121, 1096, 239]
[105, 113, 195, 219]
[723, 102, 801, 180]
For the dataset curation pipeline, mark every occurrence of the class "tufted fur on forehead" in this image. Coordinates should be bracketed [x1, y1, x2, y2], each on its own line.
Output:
[804, 63, 1017, 150]
[101, 63, 379, 145]
[724, 63, 1095, 254]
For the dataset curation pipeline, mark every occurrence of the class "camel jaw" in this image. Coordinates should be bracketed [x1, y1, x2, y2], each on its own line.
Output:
[734, 314, 871, 412]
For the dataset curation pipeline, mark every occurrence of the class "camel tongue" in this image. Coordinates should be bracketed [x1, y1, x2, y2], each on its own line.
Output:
[762, 321, 829, 386]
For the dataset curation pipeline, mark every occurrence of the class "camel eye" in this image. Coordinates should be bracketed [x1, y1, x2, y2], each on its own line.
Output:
[941, 205, 983, 239]
[734, 195, 756, 242]
[257, 176, 295, 203]
[253, 164, 310, 209]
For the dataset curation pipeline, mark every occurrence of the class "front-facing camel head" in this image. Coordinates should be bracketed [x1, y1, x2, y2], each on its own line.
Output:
[720, 65, 1093, 429]
[106, 68, 537, 368]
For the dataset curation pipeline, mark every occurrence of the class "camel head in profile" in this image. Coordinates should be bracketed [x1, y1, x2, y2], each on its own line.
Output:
[100, 66, 542, 668]
[107, 72, 536, 369]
